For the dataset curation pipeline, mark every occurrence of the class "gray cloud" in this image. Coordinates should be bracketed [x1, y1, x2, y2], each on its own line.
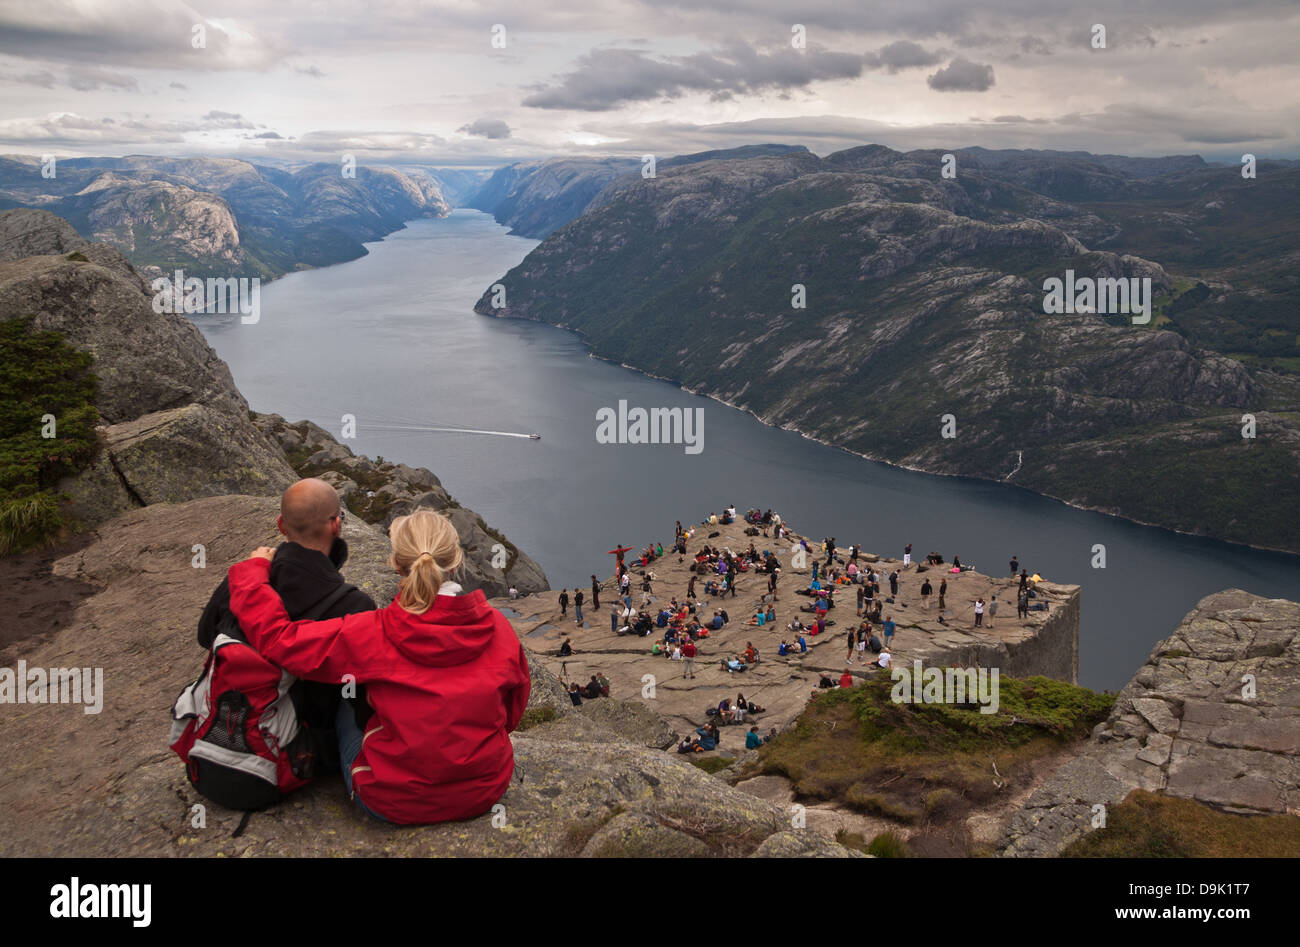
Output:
[67, 66, 138, 92]
[2, 69, 56, 88]
[286, 130, 448, 154]
[0, 1, 285, 70]
[863, 40, 942, 73]
[523, 41, 868, 111]
[458, 118, 512, 139]
[927, 57, 995, 91]
[201, 110, 254, 129]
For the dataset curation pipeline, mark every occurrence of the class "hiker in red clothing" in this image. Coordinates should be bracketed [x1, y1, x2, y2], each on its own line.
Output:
[227, 509, 531, 826]
[840, 667, 854, 688]
[681, 637, 697, 678]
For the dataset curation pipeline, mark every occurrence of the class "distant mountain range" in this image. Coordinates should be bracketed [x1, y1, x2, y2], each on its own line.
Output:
[468, 143, 810, 239]
[474, 143, 1300, 552]
[4, 144, 1296, 551]
[0, 155, 485, 280]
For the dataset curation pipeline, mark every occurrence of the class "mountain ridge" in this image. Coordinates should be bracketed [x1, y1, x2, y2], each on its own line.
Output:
[473, 142, 1300, 552]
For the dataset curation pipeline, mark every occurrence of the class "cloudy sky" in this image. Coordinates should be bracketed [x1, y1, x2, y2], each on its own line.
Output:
[0, 0, 1295, 166]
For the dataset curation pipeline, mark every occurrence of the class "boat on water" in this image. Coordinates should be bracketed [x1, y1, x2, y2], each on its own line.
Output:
[529, 433, 542, 440]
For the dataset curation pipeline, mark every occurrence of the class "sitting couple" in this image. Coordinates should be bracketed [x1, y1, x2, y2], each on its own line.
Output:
[193, 478, 531, 826]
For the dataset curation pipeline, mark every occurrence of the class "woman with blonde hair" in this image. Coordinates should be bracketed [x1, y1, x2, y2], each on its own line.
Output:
[227, 509, 531, 825]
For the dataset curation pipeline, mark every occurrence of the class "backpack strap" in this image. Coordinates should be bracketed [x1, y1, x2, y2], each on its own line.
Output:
[301, 582, 358, 621]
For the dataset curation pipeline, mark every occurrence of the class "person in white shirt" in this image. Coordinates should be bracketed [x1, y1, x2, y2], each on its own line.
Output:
[874, 650, 892, 669]
[974, 597, 986, 628]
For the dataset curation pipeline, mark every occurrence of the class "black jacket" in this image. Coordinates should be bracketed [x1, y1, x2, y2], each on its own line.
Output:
[198, 537, 376, 648]
[195, 537, 378, 770]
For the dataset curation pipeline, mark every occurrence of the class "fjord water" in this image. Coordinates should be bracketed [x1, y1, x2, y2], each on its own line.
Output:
[196, 210, 1298, 691]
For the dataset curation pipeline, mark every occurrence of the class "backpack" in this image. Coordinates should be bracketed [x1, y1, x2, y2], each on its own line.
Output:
[169, 582, 357, 812]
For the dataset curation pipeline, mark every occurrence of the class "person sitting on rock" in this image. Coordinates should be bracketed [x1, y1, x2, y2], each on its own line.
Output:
[225, 509, 530, 825]
[567, 682, 583, 707]
[558, 637, 573, 657]
[197, 478, 378, 789]
[695, 722, 721, 750]
[745, 726, 767, 750]
[817, 672, 835, 689]
[677, 736, 699, 754]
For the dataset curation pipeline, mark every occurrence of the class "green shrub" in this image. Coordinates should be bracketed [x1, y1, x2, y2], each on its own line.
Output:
[515, 706, 558, 731]
[687, 756, 733, 775]
[866, 831, 912, 858]
[0, 316, 99, 553]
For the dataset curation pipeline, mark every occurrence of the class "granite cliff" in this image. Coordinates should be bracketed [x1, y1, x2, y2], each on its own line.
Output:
[0, 155, 456, 281]
[1001, 589, 1299, 856]
[475, 144, 1300, 552]
[0, 207, 544, 596]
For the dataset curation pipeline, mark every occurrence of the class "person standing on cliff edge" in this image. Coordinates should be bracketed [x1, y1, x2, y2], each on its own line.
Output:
[590, 575, 600, 610]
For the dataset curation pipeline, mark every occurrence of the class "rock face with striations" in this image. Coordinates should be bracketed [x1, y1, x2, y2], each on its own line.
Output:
[475, 143, 1300, 552]
[0, 208, 296, 522]
[0, 156, 455, 280]
[0, 208, 544, 597]
[999, 590, 1300, 857]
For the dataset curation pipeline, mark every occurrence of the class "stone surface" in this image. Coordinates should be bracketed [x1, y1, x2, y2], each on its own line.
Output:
[511, 518, 1079, 745]
[1000, 590, 1300, 856]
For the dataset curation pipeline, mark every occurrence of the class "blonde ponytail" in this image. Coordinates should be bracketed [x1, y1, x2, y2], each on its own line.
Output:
[389, 511, 464, 614]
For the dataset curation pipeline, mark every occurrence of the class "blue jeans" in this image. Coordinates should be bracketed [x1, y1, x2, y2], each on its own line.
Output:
[575, 604, 583, 622]
[336, 701, 391, 823]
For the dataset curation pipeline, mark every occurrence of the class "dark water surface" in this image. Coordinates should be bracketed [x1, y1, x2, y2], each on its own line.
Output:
[196, 211, 1299, 690]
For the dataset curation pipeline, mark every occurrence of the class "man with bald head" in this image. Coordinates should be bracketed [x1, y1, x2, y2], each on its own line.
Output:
[197, 478, 376, 780]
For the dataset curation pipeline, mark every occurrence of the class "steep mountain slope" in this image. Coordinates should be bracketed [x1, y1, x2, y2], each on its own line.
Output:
[0, 208, 545, 594]
[469, 144, 810, 238]
[0, 156, 453, 280]
[475, 145, 1300, 552]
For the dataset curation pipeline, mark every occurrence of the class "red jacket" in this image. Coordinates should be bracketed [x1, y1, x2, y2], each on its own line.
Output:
[840, 672, 854, 688]
[681, 641, 697, 658]
[228, 558, 531, 825]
